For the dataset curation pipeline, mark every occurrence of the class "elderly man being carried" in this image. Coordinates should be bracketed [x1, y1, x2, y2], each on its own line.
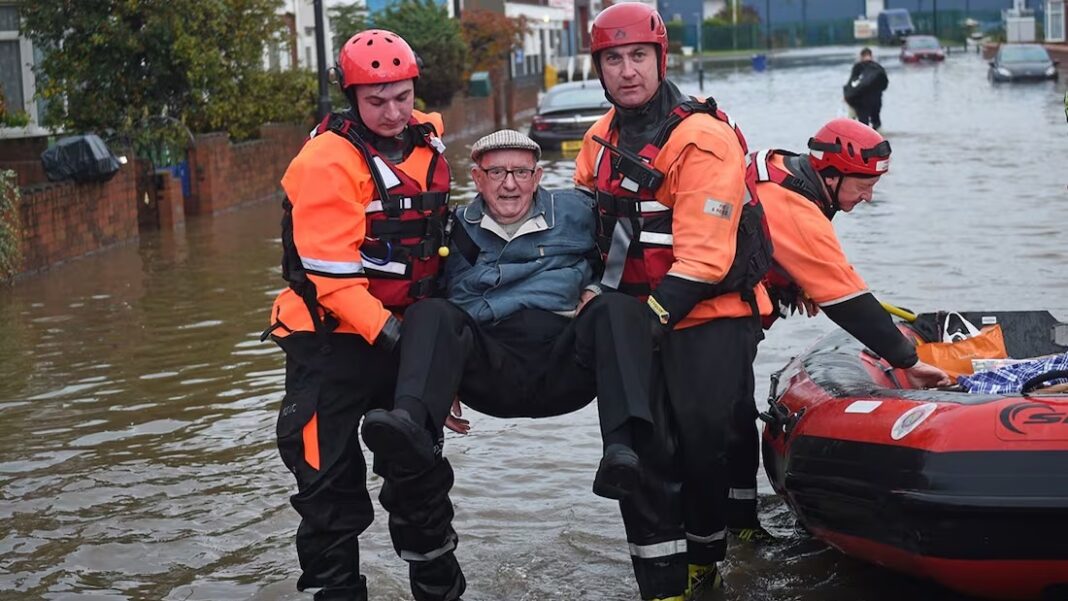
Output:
[361, 129, 657, 601]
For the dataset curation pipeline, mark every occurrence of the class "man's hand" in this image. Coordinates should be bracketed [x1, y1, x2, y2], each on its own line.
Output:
[576, 289, 598, 314]
[905, 361, 952, 389]
[799, 294, 820, 318]
[444, 397, 471, 434]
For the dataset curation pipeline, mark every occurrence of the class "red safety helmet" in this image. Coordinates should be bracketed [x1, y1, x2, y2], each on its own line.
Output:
[590, 2, 669, 80]
[807, 118, 891, 177]
[336, 29, 419, 88]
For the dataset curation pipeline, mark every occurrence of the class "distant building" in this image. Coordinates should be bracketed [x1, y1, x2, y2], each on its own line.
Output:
[266, 0, 337, 71]
[743, 0, 1045, 26]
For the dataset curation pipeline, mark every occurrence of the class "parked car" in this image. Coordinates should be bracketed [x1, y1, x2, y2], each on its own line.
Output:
[528, 80, 610, 151]
[878, 9, 914, 45]
[988, 44, 1059, 82]
[900, 35, 945, 63]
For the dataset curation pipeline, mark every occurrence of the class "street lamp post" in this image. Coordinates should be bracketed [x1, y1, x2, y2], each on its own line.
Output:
[313, 0, 332, 121]
[695, 13, 704, 91]
[765, 0, 771, 50]
[933, 0, 939, 38]
[731, 0, 738, 50]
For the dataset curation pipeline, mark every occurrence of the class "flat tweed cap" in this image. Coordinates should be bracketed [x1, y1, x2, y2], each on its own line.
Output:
[470, 129, 542, 162]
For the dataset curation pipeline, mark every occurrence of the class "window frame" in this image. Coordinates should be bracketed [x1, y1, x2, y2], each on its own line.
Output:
[0, 3, 49, 138]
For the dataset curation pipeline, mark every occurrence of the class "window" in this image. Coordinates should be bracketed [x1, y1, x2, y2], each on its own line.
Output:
[1048, 1, 1065, 43]
[0, 39, 22, 112]
[0, 3, 46, 134]
[0, 5, 23, 114]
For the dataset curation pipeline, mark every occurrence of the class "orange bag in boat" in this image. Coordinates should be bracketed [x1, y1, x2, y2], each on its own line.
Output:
[916, 324, 1008, 381]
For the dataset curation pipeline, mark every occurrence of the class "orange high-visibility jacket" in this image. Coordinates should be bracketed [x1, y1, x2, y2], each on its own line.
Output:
[756, 150, 868, 306]
[574, 108, 771, 328]
[269, 110, 446, 344]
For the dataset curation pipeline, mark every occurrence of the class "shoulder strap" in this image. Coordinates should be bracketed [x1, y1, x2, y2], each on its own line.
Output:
[326, 113, 394, 206]
[448, 210, 481, 266]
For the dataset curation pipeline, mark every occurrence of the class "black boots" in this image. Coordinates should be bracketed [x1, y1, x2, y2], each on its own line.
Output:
[592, 443, 641, 500]
[361, 408, 438, 471]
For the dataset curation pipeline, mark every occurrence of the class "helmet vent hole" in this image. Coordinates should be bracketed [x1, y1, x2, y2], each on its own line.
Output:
[353, 37, 361, 44]
[367, 39, 374, 46]
[371, 60, 380, 69]
[386, 37, 394, 43]
[649, 16, 655, 30]
[393, 58, 401, 66]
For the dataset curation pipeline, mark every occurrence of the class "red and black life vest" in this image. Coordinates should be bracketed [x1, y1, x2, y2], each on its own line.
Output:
[748, 148, 827, 328]
[594, 97, 772, 314]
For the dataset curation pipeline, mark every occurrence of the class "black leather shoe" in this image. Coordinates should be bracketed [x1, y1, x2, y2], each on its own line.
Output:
[362, 408, 436, 471]
[592, 443, 640, 500]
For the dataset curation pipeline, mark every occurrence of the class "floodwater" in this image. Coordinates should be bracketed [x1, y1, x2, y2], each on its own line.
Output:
[1, 48, 1066, 601]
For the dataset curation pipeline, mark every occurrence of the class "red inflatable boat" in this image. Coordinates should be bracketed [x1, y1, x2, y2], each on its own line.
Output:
[761, 310, 1068, 600]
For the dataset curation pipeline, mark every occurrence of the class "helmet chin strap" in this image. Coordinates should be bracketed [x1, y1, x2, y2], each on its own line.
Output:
[818, 173, 843, 219]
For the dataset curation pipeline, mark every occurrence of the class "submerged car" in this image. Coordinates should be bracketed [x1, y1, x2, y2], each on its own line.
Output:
[900, 35, 945, 63]
[528, 80, 610, 151]
[988, 44, 1059, 82]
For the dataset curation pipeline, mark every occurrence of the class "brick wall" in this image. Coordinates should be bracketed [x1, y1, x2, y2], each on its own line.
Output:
[0, 136, 48, 161]
[0, 160, 47, 187]
[156, 169, 185, 231]
[17, 166, 139, 274]
[186, 123, 306, 215]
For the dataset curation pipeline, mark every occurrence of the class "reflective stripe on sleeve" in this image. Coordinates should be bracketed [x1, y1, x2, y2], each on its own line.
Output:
[628, 539, 687, 559]
[728, 487, 758, 500]
[300, 256, 365, 275]
[638, 231, 673, 246]
[686, 529, 727, 544]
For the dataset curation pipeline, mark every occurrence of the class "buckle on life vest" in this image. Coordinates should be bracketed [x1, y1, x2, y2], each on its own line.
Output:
[596, 191, 640, 217]
[370, 218, 433, 239]
[408, 276, 437, 299]
[390, 238, 439, 261]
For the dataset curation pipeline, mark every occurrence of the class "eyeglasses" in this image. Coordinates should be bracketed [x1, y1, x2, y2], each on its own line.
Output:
[478, 166, 536, 182]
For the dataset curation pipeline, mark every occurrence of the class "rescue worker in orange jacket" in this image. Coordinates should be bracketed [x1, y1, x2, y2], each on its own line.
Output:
[573, 4, 774, 600]
[725, 118, 951, 537]
[264, 30, 461, 601]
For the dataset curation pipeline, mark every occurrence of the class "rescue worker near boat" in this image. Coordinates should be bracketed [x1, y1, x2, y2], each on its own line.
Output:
[263, 30, 457, 601]
[573, 3, 774, 600]
[359, 129, 658, 592]
[725, 118, 952, 538]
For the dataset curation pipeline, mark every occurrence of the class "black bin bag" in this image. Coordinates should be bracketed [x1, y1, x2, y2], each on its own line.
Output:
[41, 134, 122, 183]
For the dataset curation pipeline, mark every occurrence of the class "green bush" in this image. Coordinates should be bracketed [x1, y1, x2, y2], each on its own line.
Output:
[373, 0, 468, 108]
[0, 170, 22, 281]
[0, 111, 30, 128]
[666, 19, 686, 51]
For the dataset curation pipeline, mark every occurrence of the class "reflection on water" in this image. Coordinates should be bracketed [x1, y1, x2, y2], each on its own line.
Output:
[1, 50, 1066, 600]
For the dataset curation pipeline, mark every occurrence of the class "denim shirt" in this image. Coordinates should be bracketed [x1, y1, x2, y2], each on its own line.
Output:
[444, 187, 597, 324]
